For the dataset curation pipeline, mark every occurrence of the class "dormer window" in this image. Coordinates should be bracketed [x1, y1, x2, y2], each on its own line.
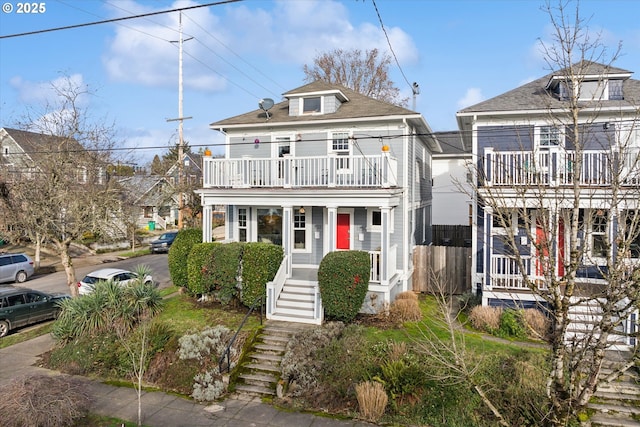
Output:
[302, 97, 321, 114]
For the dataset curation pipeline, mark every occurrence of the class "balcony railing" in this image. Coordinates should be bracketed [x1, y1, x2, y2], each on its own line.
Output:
[489, 255, 547, 290]
[369, 244, 397, 283]
[482, 148, 623, 187]
[203, 154, 398, 189]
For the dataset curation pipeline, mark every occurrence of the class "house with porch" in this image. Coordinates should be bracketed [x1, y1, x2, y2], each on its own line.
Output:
[197, 80, 441, 324]
[457, 61, 639, 348]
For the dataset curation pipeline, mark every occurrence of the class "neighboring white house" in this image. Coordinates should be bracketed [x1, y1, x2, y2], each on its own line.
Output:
[432, 131, 472, 226]
[197, 80, 441, 324]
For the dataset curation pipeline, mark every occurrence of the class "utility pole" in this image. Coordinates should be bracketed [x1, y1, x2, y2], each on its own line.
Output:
[168, 12, 192, 229]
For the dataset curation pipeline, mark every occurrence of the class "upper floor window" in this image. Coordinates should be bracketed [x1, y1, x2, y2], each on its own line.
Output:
[331, 132, 351, 170]
[302, 97, 321, 114]
[609, 80, 624, 100]
[540, 126, 563, 147]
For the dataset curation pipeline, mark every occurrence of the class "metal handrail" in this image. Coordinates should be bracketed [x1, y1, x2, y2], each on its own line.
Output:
[218, 294, 263, 374]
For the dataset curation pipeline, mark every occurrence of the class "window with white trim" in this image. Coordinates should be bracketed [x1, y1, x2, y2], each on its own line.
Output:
[302, 97, 321, 114]
[367, 208, 394, 233]
[590, 210, 608, 258]
[332, 132, 351, 170]
[540, 126, 562, 147]
[293, 207, 310, 251]
[238, 208, 248, 242]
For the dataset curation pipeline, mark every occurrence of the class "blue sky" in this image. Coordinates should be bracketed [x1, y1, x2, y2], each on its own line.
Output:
[1, 0, 639, 165]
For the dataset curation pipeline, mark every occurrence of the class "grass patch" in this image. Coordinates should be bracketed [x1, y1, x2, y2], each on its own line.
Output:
[116, 248, 151, 257]
[0, 322, 53, 349]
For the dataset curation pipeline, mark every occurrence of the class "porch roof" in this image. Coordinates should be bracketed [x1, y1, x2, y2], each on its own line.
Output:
[196, 187, 402, 208]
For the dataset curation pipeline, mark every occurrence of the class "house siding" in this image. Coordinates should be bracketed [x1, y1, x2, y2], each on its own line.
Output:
[478, 125, 534, 151]
[229, 135, 272, 158]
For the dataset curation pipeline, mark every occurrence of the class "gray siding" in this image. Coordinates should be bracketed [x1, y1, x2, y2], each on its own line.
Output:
[478, 125, 534, 151]
[288, 98, 300, 116]
[229, 135, 272, 158]
[295, 132, 328, 156]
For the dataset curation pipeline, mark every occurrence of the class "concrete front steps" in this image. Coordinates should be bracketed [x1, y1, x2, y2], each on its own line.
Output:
[233, 321, 312, 398]
[587, 353, 640, 427]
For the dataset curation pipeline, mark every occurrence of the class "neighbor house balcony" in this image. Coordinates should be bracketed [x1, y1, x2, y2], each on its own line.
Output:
[482, 148, 640, 187]
[202, 154, 398, 189]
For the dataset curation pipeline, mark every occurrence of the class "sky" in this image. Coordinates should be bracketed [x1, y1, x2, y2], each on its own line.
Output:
[1, 0, 639, 166]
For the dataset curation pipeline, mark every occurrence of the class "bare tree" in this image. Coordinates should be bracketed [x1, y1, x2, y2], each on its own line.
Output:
[462, 2, 640, 425]
[303, 48, 409, 107]
[0, 76, 125, 297]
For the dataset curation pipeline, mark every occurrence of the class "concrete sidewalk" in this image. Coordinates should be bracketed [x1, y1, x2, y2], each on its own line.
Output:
[0, 335, 375, 427]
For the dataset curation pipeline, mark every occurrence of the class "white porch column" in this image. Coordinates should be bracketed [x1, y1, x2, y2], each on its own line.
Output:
[327, 206, 338, 252]
[202, 205, 213, 242]
[282, 205, 293, 275]
[380, 206, 391, 285]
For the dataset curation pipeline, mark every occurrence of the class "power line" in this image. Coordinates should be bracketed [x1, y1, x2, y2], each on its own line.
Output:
[0, 0, 243, 39]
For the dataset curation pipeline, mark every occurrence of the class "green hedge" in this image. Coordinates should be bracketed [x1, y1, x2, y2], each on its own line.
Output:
[318, 250, 370, 322]
[240, 242, 284, 307]
[168, 228, 202, 288]
[204, 242, 243, 304]
[187, 243, 218, 295]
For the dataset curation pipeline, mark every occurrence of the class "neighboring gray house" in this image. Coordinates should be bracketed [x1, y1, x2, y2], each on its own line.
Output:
[197, 81, 441, 324]
[457, 62, 640, 349]
[118, 175, 177, 231]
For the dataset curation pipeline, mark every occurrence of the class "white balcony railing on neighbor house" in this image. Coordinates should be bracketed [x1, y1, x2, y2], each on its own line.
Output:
[489, 255, 548, 290]
[483, 148, 617, 187]
[369, 244, 397, 283]
[203, 154, 398, 189]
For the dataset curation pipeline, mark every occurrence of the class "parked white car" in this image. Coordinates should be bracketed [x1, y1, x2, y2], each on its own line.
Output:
[77, 268, 153, 296]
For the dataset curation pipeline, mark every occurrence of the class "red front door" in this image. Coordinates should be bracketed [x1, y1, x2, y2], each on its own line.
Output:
[337, 213, 350, 249]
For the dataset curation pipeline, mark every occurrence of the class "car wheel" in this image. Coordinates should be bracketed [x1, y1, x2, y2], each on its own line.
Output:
[15, 270, 27, 283]
[0, 320, 9, 338]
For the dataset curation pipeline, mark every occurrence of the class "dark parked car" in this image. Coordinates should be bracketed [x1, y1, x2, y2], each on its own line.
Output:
[150, 231, 178, 254]
[0, 286, 70, 337]
[0, 253, 35, 284]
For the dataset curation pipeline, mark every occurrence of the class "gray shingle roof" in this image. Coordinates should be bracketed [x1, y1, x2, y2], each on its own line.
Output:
[2, 127, 86, 162]
[433, 131, 469, 156]
[210, 80, 419, 128]
[457, 61, 640, 115]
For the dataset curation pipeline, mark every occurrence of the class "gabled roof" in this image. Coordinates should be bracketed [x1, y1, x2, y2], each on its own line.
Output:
[118, 175, 176, 206]
[166, 152, 203, 176]
[210, 80, 421, 127]
[1, 127, 86, 163]
[457, 61, 640, 116]
[433, 131, 470, 156]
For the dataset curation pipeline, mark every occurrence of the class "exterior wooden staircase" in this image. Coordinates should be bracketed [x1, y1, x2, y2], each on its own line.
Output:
[232, 320, 312, 398]
[587, 352, 640, 427]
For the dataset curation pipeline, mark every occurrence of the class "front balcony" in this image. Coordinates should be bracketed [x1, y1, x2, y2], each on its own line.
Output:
[482, 148, 640, 187]
[203, 154, 398, 189]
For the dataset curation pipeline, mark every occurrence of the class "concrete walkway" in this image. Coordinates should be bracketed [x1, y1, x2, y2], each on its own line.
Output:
[0, 334, 375, 427]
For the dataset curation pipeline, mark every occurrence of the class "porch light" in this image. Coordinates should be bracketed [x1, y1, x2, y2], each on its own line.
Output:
[298, 207, 305, 214]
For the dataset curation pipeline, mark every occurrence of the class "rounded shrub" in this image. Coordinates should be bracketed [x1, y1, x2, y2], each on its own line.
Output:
[187, 242, 243, 303]
[168, 228, 202, 289]
[187, 242, 218, 295]
[318, 250, 370, 322]
[240, 242, 284, 307]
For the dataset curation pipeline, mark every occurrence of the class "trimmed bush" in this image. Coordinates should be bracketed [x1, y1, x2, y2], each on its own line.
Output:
[168, 228, 202, 289]
[318, 250, 370, 322]
[498, 308, 527, 339]
[187, 243, 218, 295]
[240, 242, 283, 307]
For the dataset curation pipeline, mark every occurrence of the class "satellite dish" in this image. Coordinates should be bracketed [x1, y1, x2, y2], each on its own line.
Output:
[259, 98, 274, 120]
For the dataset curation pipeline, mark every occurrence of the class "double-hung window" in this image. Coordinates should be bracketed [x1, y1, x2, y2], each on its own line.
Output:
[540, 126, 562, 147]
[293, 207, 310, 251]
[238, 208, 248, 242]
[302, 97, 321, 114]
[590, 210, 608, 258]
[332, 132, 351, 170]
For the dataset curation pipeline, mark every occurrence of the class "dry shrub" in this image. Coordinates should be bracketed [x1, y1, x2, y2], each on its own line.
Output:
[389, 298, 422, 323]
[524, 308, 550, 340]
[469, 305, 502, 332]
[0, 374, 92, 427]
[388, 341, 408, 361]
[355, 380, 388, 422]
[395, 291, 418, 301]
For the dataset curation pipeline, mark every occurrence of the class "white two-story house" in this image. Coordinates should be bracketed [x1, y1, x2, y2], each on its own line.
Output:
[198, 81, 441, 324]
[457, 62, 640, 347]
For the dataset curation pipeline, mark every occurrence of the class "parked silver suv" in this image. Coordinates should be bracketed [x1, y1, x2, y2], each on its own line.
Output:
[0, 253, 35, 284]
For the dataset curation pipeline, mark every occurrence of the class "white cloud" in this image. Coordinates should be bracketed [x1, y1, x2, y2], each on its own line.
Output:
[101, 0, 419, 93]
[10, 74, 86, 106]
[457, 88, 484, 109]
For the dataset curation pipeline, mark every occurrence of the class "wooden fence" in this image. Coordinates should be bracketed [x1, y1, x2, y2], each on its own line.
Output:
[431, 225, 471, 247]
[413, 245, 472, 295]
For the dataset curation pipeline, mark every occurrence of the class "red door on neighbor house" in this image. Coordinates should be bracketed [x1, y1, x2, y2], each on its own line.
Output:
[337, 213, 350, 249]
[535, 217, 549, 276]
